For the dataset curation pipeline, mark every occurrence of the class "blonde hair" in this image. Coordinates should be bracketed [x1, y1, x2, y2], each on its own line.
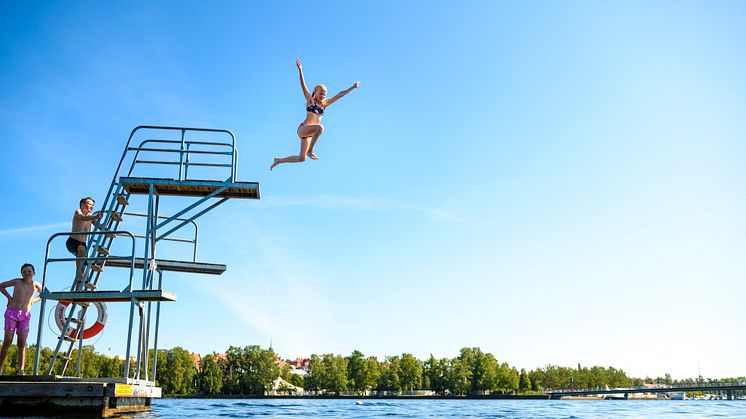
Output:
[312, 84, 328, 107]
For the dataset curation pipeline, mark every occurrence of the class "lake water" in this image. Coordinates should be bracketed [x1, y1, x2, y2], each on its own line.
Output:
[137, 398, 746, 418]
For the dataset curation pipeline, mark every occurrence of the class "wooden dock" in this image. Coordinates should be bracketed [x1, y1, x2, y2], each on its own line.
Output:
[0, 375, 161, 417]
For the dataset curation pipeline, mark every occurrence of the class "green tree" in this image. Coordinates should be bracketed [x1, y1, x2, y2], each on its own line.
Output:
[197, 354, 224, 396]
[400, 353, 423, 392]
[347, 350, 367, 392]
[378, 356, 401, 393]
[322, 353, 348, 395]
[157, 347, 197, 394]
[304, 354, 324, 394]
[472, 350, 498, 394]
[519, 368, 531, 392]
[423, 355, 449, 394]
[242, 345, 280, 395]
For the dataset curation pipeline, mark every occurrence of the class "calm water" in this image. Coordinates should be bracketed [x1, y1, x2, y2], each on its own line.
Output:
[133, 398, 746, 418]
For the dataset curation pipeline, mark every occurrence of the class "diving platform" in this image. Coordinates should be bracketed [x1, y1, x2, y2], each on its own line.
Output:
[42, 289, 177, 303]
[104, 257, 227, 275]
[27, 125, 259, 417]
[120, 176, 260, 199]
[0, 376, 160, 417]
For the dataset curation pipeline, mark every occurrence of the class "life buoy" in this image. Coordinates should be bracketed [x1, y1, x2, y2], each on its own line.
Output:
[54, 301, 108, 340]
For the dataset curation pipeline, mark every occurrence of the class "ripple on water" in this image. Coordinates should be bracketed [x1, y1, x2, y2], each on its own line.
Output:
[146, 399, 746, 419]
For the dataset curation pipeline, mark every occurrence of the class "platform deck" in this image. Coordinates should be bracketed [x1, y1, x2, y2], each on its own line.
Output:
[120, 176, 260, 199]
[43, 289, 176, 303]
[105, 257, 227, 275]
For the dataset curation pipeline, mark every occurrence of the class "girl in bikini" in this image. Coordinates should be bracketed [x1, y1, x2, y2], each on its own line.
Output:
[270, 59, 360, 170]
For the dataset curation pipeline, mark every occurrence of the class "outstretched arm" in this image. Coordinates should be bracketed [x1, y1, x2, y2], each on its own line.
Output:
[325, 81, 360, 106]
[74, 210, 102, 222]
[297, 59, 311, 101]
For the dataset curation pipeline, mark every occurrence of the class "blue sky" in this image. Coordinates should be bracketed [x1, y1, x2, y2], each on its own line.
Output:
[1, 1, 745, 379]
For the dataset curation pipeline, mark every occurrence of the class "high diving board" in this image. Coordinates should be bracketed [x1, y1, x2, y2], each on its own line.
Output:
[120, 177, 260, 199]
[105, 258, 227, 275]
[42, 289, 176, 303]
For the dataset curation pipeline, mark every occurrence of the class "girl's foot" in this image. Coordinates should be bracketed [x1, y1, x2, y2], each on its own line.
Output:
[270, 158, 279, 171]
[307, 152, 319, 160]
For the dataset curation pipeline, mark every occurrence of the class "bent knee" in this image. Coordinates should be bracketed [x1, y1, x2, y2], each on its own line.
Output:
[297, 154, 307, 162]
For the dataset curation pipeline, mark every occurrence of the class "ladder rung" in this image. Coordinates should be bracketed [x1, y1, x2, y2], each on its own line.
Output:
[62, 335, 77, 343]
[104, 230, 116, 239]
[111, 212, 123, 222]
[97, 246, 110, 256]
[58, 355, 70, 361]
[69, 317, 83, 324]
[83, 282, 97, 290]
[116, 194, 129, 206]
[91, 263, 104, 273]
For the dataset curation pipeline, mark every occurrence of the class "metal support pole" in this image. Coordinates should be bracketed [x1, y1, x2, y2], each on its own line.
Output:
[151, 270, 164, 381]
[75, 311, 85, 376]
[178, 129, 186, 181]
[33, 245, 53, 375]
[134, 302, 145, 379]
[142, 184, 154, 291]
[124, 298, 136, 379]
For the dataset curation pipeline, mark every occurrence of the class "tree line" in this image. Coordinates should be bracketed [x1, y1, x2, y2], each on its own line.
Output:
[1, 342, 743, 396]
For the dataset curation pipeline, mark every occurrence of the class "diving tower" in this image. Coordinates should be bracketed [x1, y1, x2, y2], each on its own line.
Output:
[0, 126, 259, 417]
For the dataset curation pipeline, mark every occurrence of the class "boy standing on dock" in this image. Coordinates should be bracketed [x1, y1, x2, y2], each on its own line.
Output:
[66, 197, 102, 288]
[0, 263, 42, 375]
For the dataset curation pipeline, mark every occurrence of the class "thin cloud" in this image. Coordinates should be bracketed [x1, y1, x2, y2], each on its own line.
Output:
[259, 195, 469, 223]
[0, 222, 68, 236]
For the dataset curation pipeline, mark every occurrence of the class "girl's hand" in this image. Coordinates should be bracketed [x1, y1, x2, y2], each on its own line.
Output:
[353, 81, 360, 89]
[296, 59, 302, 70]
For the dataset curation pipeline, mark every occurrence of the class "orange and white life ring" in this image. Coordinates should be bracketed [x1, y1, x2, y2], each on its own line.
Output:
[54, 301, 108, 340]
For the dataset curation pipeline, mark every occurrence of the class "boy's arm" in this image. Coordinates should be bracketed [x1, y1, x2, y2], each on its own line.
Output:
[0, 279, 17, 302]
[30, 282, 43, 305]
[74, 210, 102, 222]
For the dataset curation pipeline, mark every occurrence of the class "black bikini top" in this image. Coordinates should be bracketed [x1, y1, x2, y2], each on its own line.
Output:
[306, 102, 324, 115]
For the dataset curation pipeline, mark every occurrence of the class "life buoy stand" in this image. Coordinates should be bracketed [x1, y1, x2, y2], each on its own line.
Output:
[54, 301, 108, 340]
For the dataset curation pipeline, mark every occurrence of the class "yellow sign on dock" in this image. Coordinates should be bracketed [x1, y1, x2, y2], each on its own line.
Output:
[114, 383, 133, 396]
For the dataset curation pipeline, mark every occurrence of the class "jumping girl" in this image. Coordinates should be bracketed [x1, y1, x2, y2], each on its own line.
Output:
[270, 59, 360, 170]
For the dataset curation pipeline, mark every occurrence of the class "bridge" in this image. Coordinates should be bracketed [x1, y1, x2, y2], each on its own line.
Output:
[547, 382, 746, 400]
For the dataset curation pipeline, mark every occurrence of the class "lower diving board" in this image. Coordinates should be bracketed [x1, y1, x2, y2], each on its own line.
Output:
[42, 289, 176, 303]
[105, 258, 226, 275]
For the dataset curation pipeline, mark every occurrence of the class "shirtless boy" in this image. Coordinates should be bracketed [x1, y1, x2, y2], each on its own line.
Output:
[0, 263, 42, 375]
[66, 197, 102, 288]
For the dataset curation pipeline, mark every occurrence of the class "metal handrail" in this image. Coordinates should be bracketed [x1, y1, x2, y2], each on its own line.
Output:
[122, 212, 199, 262]
[98, 126, 238, 226]
[33, 230, 136, 375]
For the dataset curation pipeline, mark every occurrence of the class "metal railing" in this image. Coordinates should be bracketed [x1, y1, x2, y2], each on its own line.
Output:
[98, 126, 238, 229]
[33, 230, 136, 375]
[122, 212, 199, 262]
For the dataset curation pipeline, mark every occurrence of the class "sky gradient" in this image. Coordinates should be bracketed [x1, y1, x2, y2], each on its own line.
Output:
[1, 1, 745, 380]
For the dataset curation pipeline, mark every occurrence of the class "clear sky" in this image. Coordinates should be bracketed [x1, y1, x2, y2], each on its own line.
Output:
[1, 1, 744, 380]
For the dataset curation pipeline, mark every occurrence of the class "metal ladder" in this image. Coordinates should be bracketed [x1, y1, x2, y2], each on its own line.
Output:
[47, 189, 132, 376]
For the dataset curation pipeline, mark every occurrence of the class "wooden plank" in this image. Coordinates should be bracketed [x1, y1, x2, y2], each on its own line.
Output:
[116, 194, 129, 206]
